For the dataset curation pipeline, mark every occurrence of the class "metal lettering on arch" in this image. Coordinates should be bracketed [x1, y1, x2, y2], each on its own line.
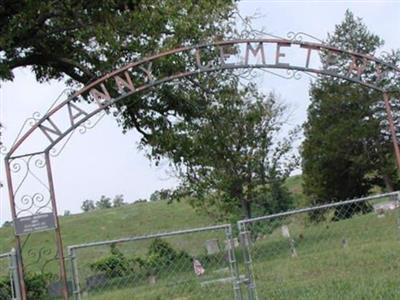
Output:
[4, 35, 400, 300]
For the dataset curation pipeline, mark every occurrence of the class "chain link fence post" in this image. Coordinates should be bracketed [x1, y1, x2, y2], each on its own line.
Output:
[68, 247, 81, 300]
[9, 248, 21, 300]
[396, 192, 400, 242]
[238, 222, 258, 300]
[225, 225, 242, 300]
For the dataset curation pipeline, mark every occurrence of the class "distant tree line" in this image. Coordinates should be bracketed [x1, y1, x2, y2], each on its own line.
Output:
[80, 194, 154, 213]
[81, 194, 126, 212]
[149, 189, 174, 202]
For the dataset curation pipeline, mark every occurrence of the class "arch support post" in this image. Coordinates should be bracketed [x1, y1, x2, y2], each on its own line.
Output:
[44, 152, 69, 300]
[383, 92, 400, 174]
[5, 158, 27, 300]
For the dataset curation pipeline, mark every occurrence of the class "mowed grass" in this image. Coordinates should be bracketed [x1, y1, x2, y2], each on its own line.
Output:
[84, 282, 234, 300]
[79, 206, 400, 300]
[82, 269, 236, 300]
[245, 208, 400, 299]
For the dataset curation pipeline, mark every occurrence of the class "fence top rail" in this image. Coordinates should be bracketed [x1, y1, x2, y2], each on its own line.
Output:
[238, 191, 400, 226]
[67, 224, 231, 253]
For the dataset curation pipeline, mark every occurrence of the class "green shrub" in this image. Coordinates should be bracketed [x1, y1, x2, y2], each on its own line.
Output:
[89, 240, 192, 280]
[0, 276, 12, 299]
[0, 272, 54, 300]
[26, 273, 54, 299]
[145, 238, 191, 275]
[89, 244, 131, 278]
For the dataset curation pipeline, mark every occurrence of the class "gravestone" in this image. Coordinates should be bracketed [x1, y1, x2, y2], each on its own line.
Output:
[281, 225, 290, 238]
[205, 239, 220, 255]
[47, 280, 73, 297]
[148, 275, 157, 285]
[85, 274, 108, 290]
[373, 201, 399, 217]
[281, 225, 297, 257]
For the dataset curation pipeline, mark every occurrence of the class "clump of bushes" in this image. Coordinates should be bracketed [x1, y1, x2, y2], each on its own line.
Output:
[145, 238, 191, 276]
[0, 276, 12, 299]
[89, 244, 131, 278]
[89, 239, 192, 279]
[25, 272, 55, 299]
[0, 272, 54, 300]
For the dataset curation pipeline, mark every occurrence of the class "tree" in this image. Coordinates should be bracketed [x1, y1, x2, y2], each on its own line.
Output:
[112, 194, 126, 207]
[1, 1, 241, 149]
[302, 10, 400, 216]
[149, 191, 161, 202]
[1, 3, 262, 194]
[162, 86, 299, 221]
[149, 189, 172, 202]
[2, 221, 12, 228]
[96, 195, 112, 209]
[1, 1, 236, 83]
[133, 198, 147, 204]
[63, 210, 71, 216]
[81, 199, 95, 212]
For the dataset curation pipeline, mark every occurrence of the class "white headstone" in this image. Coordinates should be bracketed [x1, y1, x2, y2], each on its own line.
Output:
[148, 275, 157, 285]
[281, 225, 290, 238]
[205, 239, 220, 255]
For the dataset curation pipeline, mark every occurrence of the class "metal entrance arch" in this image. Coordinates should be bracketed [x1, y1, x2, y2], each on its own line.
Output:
[4, 34, 400, 299]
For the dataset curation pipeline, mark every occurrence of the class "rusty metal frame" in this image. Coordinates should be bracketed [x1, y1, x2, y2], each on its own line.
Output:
[4, 37, 400, 299]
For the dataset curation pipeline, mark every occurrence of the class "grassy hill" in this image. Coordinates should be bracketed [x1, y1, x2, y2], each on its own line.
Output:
[0, 175, 306, 254]
[0, 176, 399, 299]
[0, 200, 216, 254]
[285, 174, 308, 207]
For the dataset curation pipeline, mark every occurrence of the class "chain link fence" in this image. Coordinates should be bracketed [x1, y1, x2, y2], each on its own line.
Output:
[3, 192, 400, 299]
[238, 192, 400, 299]
[0, 249, 21, 300]
[68, 224, 242, 300]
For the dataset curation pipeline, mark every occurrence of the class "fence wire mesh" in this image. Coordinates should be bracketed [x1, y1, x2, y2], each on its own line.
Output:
[238, 192, 400, 300]
[68, 225, 241, 300]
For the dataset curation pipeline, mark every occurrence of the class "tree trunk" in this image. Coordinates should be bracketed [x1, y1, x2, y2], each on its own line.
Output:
[383, 174, 395, 192]
[241, 198, 252, 219]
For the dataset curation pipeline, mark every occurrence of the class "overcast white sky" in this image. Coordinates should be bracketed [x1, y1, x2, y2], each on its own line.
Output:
[1, 0, 400, 222]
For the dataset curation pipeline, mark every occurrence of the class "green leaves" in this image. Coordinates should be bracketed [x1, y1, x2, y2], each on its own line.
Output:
[168, 87, 299, 220]
[302, 10, 400, 207]
[1, 0, 236, 83]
